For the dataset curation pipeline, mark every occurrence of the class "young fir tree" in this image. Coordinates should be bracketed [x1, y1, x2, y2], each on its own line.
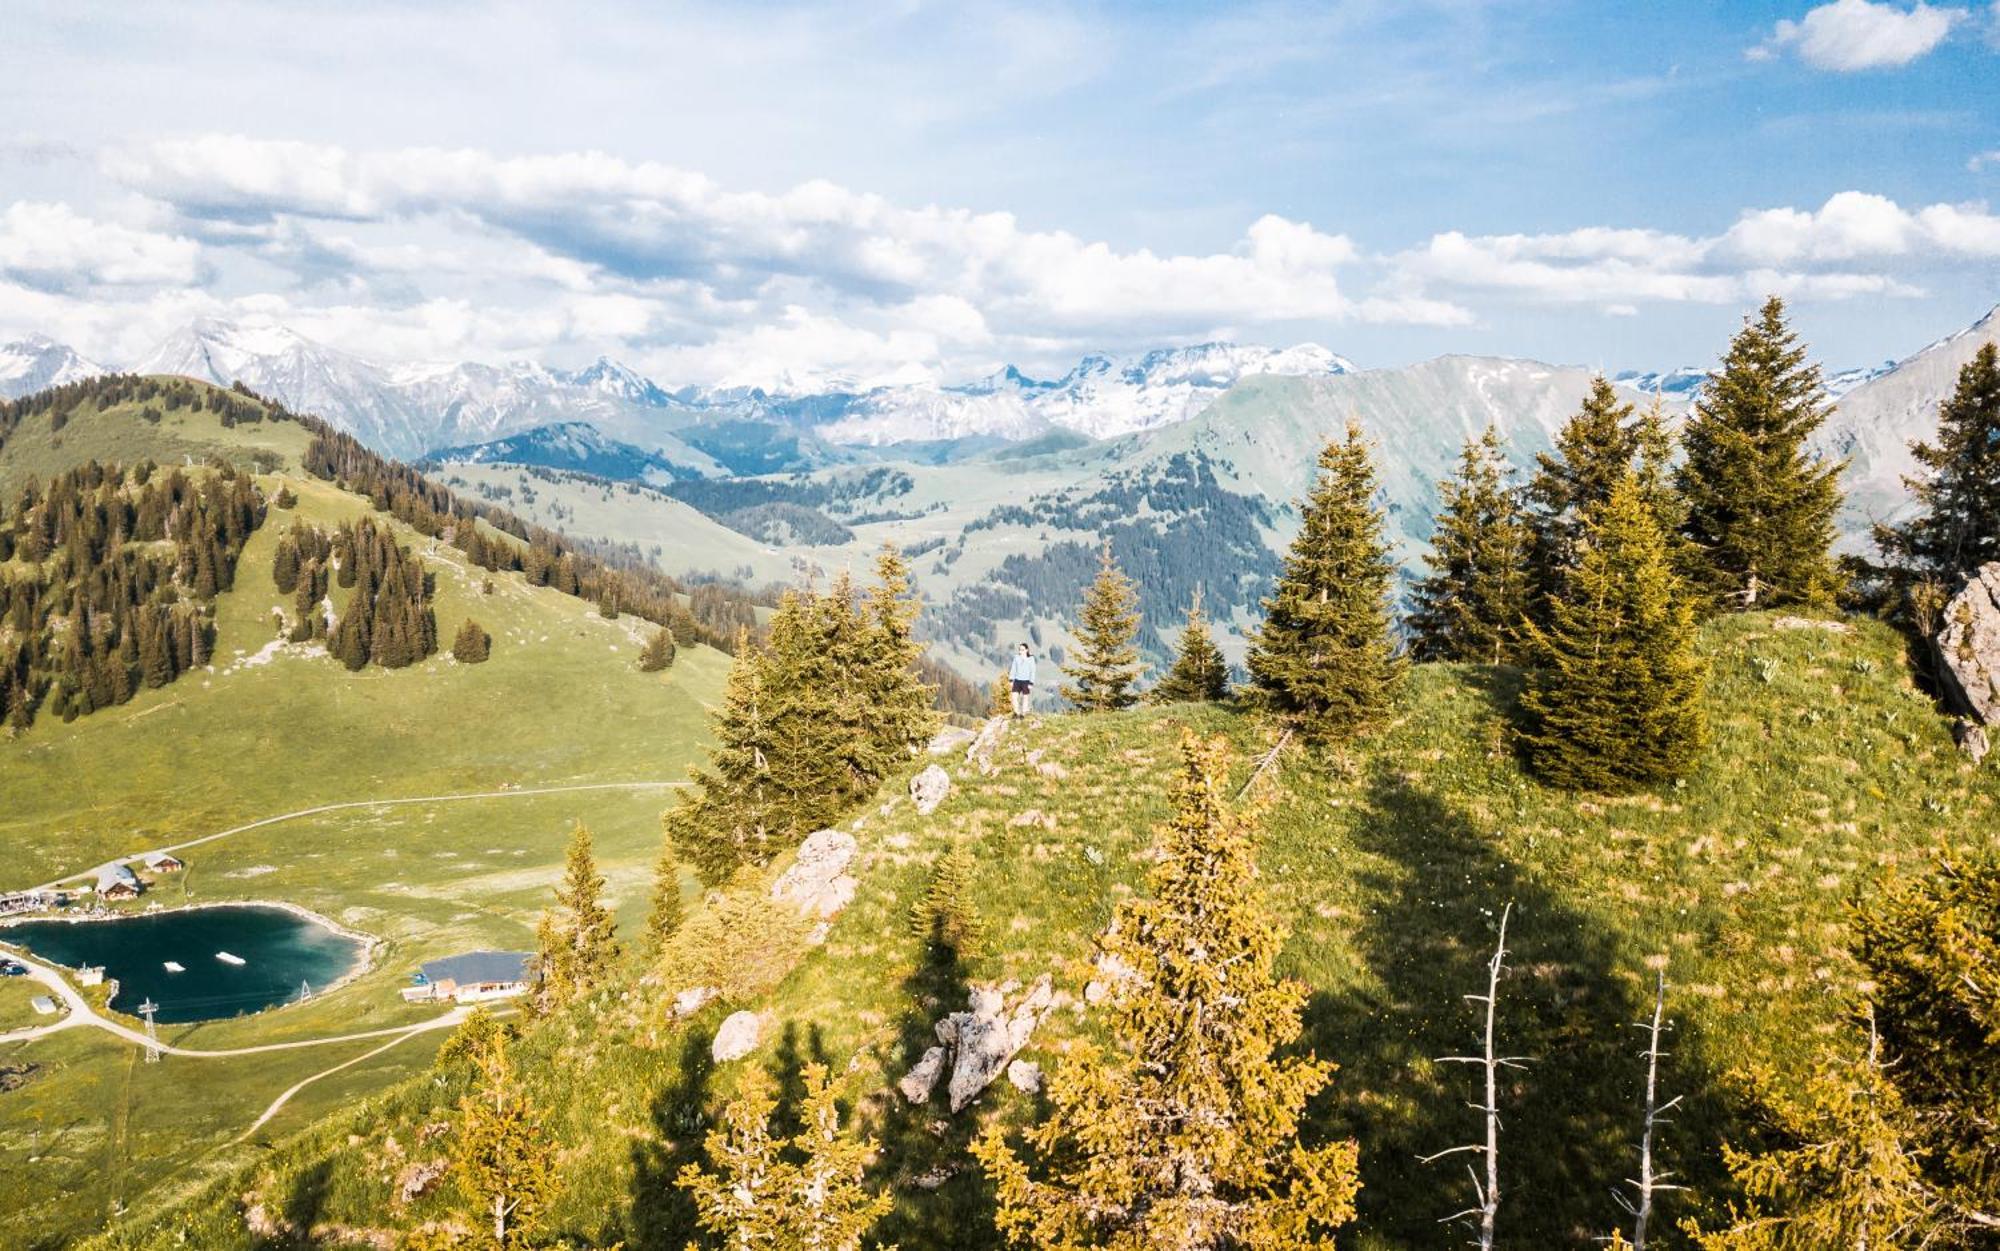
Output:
[451, 618, 491, 664]
[973, 733, 1362, 1250]
[1677, 297, 1846, 611]
[1519, 473, 1708, 792]
[666, 631, 782, 885]
[1150, 585, 1230, 704]
[1245, 421, 1404, 740]
[1059, 544, 1144, 712]
[1409, 424, 1532, 664]
[858, 542, 941, 764]
[539, 820, 618, 1007]
[1874, 342, 2000, 586]
[677, 1063, 892, 1251]
[1527, 376, 1640, 608]
[908, 840, 985, 958]
[638, 625, 676, 672]
[452, 1024, 556, 1249]
[988, 669, 1013, 719]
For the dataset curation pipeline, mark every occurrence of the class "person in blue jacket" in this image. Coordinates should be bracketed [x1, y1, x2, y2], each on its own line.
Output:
[1007, 642, 1037, 718]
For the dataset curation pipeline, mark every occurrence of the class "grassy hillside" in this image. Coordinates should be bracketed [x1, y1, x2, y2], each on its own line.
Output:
[0, 386, 733, 1247]
[0, 388, 313, 492]
[82, 612, 1996, 1251]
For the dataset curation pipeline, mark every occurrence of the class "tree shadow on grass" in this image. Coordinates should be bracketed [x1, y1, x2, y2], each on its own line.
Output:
[1298, 768, 1740, 1248]
[621, 1029, 714, 1251]
[867, 940, 1003, 1251]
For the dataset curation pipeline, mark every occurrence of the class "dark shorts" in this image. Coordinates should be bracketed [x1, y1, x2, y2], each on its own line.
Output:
[1011, 680, 1033, 694]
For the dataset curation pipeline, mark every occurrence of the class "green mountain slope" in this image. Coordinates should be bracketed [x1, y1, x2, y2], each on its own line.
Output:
[84, 613, 1995, 1251]
[0, 382, 731, 1248]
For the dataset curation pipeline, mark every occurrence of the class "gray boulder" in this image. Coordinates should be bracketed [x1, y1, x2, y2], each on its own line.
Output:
[1956, 719, 1990, 765]
[897, 1045, 948, 1104]
[928, 726, 977, 756]
[911, 764, 952, 815]
[771, 828, 858, 920]
[1938, 563, 2000, 727]
[711, 1010, 764, 1062]
[935, 976, 1054, 1112]
[966, 716, 1008, 775]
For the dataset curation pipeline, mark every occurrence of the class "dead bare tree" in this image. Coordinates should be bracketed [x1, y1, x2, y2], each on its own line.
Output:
[1420, 902, 1527, 1251]
[1614, 971, 1684, 1250]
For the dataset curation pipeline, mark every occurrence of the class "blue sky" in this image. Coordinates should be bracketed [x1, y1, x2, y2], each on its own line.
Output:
[1, 0, 1997, 387]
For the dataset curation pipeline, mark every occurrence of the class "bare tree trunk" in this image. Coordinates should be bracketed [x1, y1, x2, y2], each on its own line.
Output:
[1421, 902, 1525, 1251]
[1622, 971, 1683, 1250]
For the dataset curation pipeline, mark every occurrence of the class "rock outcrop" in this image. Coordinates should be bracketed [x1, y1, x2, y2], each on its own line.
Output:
[1956, 718, 1990, 765]
[911, 764, 952, 815]
[1939, 563, 2000, 729]
[966, 716, 1008, 775]
[928, 726, 977, 756]
[935, 977, 1054, 1112]
[671, 986, 719, 1018]
[897, 1045, 947, 1103]
[712, 1010, 764, 1062]
[770, 828, 858, 920]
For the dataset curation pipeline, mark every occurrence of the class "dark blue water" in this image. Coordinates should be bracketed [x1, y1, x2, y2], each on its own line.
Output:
[3, 905, 364, 1023]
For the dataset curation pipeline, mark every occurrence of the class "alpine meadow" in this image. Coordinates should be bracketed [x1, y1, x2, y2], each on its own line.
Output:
[4, 5, 2000, 1251]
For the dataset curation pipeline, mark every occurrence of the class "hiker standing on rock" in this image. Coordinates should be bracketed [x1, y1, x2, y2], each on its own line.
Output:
[1008, 643, 1037, 718]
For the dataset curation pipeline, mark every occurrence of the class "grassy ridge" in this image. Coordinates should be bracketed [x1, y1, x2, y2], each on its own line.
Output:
[82, 613, 1995, 1251]
[0, 393, 313, 492]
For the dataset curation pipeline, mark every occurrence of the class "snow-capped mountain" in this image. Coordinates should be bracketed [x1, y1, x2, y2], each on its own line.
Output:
[814, 342, 1356, 445]
[1613, 358, 1893, 406]
[426, 420, 717, 482]
[0, 335, 105, 399]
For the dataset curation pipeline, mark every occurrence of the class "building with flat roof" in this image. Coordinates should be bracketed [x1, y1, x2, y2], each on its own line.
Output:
[401, 950, 535, 1004]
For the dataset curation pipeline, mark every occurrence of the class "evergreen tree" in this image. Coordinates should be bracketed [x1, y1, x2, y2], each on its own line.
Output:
[1060, 544, 1144, 712]
[638, 625, 676, 672]
[908, 840, 985, 958]
[451, 618, 491, 664]
[1527, 376, 1640, 608]
[1519, 474, 1708, 792]
[272, 537, 300, 595]
[988, 670, 1012, 719]
[676, 1063, 892, 1251]
[530, 910, 573, 1016]
[666, 633, 783, 885]
[974, 734, 1362, 1249]
[552, 820, 617, 997]
[646, 836, 686, 952]
[1875, 342, 2000, 585]
[451, 1025, 556, 1249]
[1245, 422, 1404, 740]
[1678, 297, 1846, 610]
[1151, 585, 1230, 703]
[1410, 425, 1532, 663]
[858, 542, 941, 760]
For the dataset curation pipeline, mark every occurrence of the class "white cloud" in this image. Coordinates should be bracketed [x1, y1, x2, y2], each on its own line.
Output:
[0, 202, 201, 289]
[1971, 149, 2000, 171]
[1754, 0, 1965, 71]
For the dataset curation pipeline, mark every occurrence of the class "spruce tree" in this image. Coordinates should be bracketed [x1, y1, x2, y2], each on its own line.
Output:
[1875, 342, 2000, 585]
[1410, 425, 1531, 664]
[676, 1063, 892, 1251]
[858, 542, 940, 762]
[908, 840, 985, 958]
[1527, 376, 1639, 607]
[1678, 297, 1846, 610]
[975, 734, 1361, 1249]
[451, 618, 491, 664]
[1245, 421, 1404, 740]
[1519, 473, 1707, 792]
[646, 836, 686, 952]
[1151, 585, 1230, 703]
[1060, 544, 1143, 712]
[638, 625, 676, 672]
[987, 670, 1012, 719]
[452, 1025, 556, 1248]
[552, 820, 617, 996]
[666, 632, 783, 885]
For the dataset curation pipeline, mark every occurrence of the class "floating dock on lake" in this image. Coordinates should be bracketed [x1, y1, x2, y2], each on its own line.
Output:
[215, 951, 245, 966]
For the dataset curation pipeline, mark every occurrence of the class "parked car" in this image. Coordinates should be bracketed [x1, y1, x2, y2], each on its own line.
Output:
[0, 960, 27, 977]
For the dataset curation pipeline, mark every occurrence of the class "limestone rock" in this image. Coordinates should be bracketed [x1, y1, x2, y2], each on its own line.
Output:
[935, 975, 1054, 1113]
[928, 726, 977, 756]
[1036, 760, 1069, 782]
[771, 829, 858, 920]
[911, 764, 952, 815]
[711, 1010, 764, 1062]
[395, 1159, 447, 1205]
[1006, 1059, 1042, 1093]
[671, 986, 719, 1018]
[1939, 564, 2000, 728]
[967, 715, 1008, 775]
[898, 1045, 948, 1104]
[1956, 718, 1990, 765]
[912, 1163, 958, 1190]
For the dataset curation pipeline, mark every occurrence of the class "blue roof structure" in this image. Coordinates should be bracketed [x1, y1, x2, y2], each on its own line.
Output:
[418, 950, 533, 986]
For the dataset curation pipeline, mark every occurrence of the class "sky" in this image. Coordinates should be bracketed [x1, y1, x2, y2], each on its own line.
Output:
[2, 0, 1998, 390]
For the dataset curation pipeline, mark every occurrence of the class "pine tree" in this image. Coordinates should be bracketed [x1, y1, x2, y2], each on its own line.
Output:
[1527, 377, 1640, 608]
[638, 625, 676, 672]
[1151, 585, 1230, 703]
[677, 1063, 892, 1251]
[858, 542, 940, 761]
[667, 633, 783, 885]
[451, 618, 491, 664]
[1246, 422, 1404, 740]
[1875, 342, 2000, 585]
[908, 840, 985, 957]
[452, 1025, 556, 1249]
[1410, 425, 1531, 664]
[974, 733, 1362, 1249]
[1519, 473, 1708, 792]
[552, 820, 617, 997]
[1678, 297, 1846, 610]
[1060, 544, 1143, 712]
[646, 836, 686, 952]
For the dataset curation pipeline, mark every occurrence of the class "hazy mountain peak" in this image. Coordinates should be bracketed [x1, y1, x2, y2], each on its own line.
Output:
[0, 334, 107, 399]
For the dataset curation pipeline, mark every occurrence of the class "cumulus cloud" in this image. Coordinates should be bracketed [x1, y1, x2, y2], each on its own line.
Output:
[1971, 149, 2000, 171]
[0, 202, 202, 289]
[1752, 0, 1965, 71]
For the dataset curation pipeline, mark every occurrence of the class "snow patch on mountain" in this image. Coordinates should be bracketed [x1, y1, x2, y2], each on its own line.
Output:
[0, 335, 105, 399]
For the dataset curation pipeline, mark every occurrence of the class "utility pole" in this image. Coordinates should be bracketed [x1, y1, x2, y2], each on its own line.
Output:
[138, 998, 161, 1063]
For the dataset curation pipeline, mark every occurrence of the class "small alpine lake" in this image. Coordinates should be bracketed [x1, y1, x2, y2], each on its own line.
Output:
[2, 904, 367, 1024]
